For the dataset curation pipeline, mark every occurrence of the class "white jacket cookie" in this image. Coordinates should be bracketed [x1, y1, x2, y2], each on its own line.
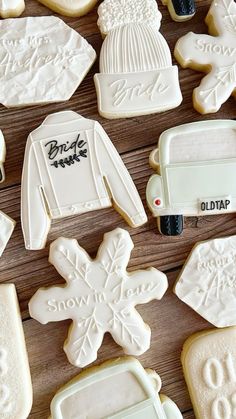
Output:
[94, 0, 182, 119]
[21, 111, 147, 250]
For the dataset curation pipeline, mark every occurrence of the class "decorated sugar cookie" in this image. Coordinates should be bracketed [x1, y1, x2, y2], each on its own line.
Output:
[182, 327, 236, 419]
[50, 357, 182, 418]
[175, 235, 236, 328]
[161, 0, 196, 22]
[0, 131, 15, 256]
[0, 284, 32, 419]
[0, 17, 96, 108]
[21, 111, 147, 250]
[36, 0, 98, 17]
[29, 229, 168, 367]
[175, 0, 236, 114]
[94, 0, 182, 119]
[146, 120, 236, 236]
[0, 0, 25, 18]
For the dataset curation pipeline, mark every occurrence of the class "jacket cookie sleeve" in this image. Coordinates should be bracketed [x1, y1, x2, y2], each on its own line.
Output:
[21, 138, 50, 250]
[95, 122, 147, 227]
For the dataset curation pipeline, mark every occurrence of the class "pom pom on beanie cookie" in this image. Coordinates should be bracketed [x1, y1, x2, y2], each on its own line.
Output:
[98, 0, 162, 35]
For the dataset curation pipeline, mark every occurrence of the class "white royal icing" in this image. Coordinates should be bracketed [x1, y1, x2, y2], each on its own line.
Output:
[0, 284, 32, 418]
[36, 0, 98, 17]
[175, 235, 236, 328]
[0, 17, 96, 108]
[50, 358, 182, 419]
[175, 0, 236, 114]
[182, 328, 236, 419]
[21, 111, 147, 250]
[94, 0, 182, 119]
[29, 229, 168, 368]
[0, 0, 24, 18]
[146, 119, 236, 222]
[0, 131, 15, 256]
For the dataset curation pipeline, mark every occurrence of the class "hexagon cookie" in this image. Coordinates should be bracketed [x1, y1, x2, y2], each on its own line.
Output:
[0, 16, 96, 108]
[174, 235, 236, 327]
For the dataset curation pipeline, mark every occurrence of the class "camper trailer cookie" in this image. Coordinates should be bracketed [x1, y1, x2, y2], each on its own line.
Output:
[146, 120, 236, 236]
[174, 0, 236, 114]
[182, 327, 236, 419]
[0, 284, 32, 419]
[161, 0, 196, 22]
[21, 111, 147, 250]
[49, 357, 182, 419]
[0, 17, 96, 108]
[29, 229, 168, 367]
[175, 235, 236, 327]
[0, 0, 24, 17]
[94, 0, 182, 119]
[36, 0, 98, 17]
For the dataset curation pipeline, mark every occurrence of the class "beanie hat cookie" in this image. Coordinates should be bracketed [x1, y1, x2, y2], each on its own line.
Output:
[94, 0, 182, 119]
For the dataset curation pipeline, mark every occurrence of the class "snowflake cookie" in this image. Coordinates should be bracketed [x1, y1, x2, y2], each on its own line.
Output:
[94, 0, 182, 119]
[29, 228, 168, 368]
[174, 0, 236, 114]
[0, 0, 24, 18]
[161, 0, 196, 22]
[36, 0, 98, 17]
[0, 285, 32, 418]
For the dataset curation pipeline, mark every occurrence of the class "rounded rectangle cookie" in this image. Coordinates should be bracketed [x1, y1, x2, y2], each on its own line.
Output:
[182, 327, 236, 419]
[0, 284, 32, 419]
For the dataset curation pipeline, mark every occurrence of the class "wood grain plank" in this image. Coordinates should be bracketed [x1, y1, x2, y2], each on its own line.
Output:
[0, 0, 235, 417]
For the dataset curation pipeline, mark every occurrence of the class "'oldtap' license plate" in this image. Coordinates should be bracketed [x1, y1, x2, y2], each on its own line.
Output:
[199, 196, 231, 214]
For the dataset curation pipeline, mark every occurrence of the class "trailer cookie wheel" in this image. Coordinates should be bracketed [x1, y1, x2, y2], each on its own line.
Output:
[159, 215, 183, 236]
[162, 0, 196, 22]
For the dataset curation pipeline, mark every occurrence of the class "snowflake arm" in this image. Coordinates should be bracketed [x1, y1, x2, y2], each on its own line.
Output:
[108, 305, 151, 356]
[97, 229, 133, 274]
[50, 237, 93, 287]
[122, 268, 168, 306]
[175, 33, 216, 68]
[64, 312, 104, 367]
[28, 286, 74, 323]
[194, 64, 236, 113]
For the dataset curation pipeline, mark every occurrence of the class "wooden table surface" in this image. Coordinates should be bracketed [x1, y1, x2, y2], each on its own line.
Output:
[0, 0, 235, 417]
